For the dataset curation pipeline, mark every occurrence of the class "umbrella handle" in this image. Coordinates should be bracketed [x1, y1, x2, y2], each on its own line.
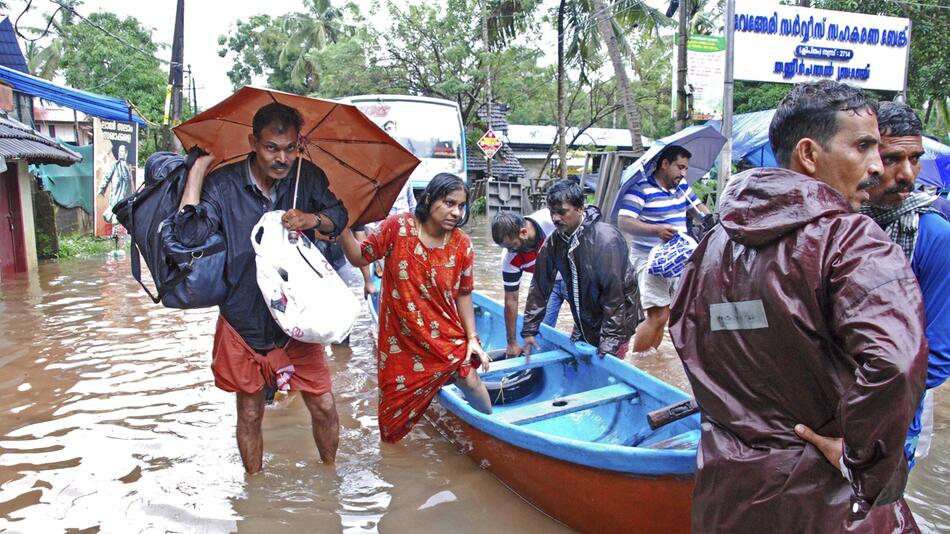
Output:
[292, 154, 303, 210]
[288, 156, 304, 244]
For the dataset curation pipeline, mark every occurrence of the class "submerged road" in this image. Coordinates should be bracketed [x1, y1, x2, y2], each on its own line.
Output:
[0, 216, 946, 532]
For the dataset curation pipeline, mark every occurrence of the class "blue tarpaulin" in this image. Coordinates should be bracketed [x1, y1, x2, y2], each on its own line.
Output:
[0, 64, 146, 126]
[705, 109, 777, 167]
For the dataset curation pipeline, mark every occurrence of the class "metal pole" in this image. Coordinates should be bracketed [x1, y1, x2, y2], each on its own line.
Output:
[190, 65, 198, 116]
[717, 0, 735, 199]
[899, 20, 912, 103]
[163, 0, 185, 151]
[675, 0, 689, 131]
[482, 0, 493, 182]
[73, 108, 82, 146]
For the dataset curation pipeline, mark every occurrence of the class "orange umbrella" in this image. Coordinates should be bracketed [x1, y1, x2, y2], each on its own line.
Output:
[174, 86, 420, 227]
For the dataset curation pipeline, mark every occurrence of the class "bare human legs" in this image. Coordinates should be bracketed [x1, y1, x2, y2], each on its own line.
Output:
[633, 305, 670, 353]
[454, 369, 492, 415]
[235, 389, 339, 474]
[236, 390, 266, 474]
[301, 391, 340, 465]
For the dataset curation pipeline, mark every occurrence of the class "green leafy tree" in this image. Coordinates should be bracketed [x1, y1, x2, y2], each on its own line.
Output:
[218, 14, 293, 91]
[58, 12, 166, 124]
[277, 0, 344, 92]
[20, 0, 79, 80]
[814, 0, 950, 137]
[369, 0, 540, 124]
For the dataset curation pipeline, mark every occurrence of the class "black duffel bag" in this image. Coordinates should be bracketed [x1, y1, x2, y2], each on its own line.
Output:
[113, 149, 227, 308]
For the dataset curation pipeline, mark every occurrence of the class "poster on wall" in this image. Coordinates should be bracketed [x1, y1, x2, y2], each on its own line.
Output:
[93, 117, 137, 238]
[672, 34, 726, 121]
[732, 0, 910, 91]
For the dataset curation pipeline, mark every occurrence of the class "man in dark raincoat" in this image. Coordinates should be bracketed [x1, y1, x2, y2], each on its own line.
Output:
[670, 80, 927, 532]
[521, 180, 638, 358]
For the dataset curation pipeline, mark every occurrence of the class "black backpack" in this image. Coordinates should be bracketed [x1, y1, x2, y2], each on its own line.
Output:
[113, 150, 227, 307]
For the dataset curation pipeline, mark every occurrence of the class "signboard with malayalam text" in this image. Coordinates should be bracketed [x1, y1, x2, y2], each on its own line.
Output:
[672, 34, 726, 121]
[477, 129, 502, 159]
[733, 0, 910, 91]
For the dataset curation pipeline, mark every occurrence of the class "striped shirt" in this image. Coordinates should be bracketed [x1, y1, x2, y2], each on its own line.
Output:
[501, 209, 555, 291]
[618, 174, 700, 252]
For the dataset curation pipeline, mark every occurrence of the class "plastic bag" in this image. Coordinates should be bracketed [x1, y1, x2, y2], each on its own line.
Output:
[251, 210, 359, 344]
[647, 232, 698, 279]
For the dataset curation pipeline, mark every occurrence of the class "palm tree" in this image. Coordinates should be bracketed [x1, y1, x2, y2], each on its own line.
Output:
[21, 2, 77, 80]
[567, 0, 669, 152]
[277, 0, 343, 93]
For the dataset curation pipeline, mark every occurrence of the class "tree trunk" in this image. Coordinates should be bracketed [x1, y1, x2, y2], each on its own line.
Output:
[557, 0, 568, 180]
[675, 0, 689, 130]
[589, 0, 645, 154]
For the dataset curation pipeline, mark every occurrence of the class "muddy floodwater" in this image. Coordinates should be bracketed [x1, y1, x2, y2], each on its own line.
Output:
[0, 216, 947, 533]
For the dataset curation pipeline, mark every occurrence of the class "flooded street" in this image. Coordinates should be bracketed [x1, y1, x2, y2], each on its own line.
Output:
[0, 216, 946, 532]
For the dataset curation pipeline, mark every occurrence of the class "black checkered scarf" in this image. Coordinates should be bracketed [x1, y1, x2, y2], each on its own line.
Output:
[861, 192, 939, 260]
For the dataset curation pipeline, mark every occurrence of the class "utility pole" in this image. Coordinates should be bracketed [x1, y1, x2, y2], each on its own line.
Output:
[162, 0, 185, 151]
[481, 0, 493, 183]
[189, 64, 198, 117]
[717, 0, 736, 197]
[675, 0, 690, 131]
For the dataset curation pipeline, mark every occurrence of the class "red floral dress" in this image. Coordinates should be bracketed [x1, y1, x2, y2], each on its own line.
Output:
[360, 213, 475, 442]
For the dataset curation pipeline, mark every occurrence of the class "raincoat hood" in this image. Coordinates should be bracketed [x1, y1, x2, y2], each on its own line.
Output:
[719, 167, 850, 247]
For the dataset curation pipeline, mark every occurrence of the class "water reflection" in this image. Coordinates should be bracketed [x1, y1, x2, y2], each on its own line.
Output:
[0, 217, 945, 533]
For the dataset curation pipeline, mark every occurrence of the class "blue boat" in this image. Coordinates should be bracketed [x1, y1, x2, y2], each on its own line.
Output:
[368, 285, 699, 533]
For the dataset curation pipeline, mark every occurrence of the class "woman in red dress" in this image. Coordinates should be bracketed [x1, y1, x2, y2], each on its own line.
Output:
[340, 174, 492, 442]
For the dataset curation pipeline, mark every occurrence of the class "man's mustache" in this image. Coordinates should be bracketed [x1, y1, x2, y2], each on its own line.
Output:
[857, 174, 881, 190]
[883, 181, 914, 195]
[271, 162, 290, 171]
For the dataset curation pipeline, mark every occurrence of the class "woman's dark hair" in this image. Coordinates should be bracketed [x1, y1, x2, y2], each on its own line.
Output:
[415, 173, 470, 227]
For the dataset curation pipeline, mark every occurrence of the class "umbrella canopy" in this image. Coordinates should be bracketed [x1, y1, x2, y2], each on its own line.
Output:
[611, 125, 726, 220]
[919, 137, 950, 190]
[174, 86, 420, 226]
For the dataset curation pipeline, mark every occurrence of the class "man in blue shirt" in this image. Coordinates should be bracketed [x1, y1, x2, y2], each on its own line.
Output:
[175, 102, 348, 473]
[862, 102, 950, 469]
[617, 145, 709, 354]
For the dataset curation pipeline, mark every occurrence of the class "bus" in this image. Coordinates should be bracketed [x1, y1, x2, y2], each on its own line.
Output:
[340, 95, 467, 191]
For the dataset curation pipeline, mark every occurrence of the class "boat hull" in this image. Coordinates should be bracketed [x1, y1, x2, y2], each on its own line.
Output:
[428, 402, 694, 534]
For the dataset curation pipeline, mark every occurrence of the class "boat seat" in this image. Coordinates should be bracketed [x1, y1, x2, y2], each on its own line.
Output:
[496, 383, 639, 425]
[481, 350, 573, 378]
[641, 429, 700, 450]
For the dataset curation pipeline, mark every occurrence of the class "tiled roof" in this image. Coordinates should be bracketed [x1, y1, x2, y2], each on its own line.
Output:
[467, 143, 525, 178]
[476, 102, 511, 134]
[0, 17, 29, 74]
[0, 115, 81, 165]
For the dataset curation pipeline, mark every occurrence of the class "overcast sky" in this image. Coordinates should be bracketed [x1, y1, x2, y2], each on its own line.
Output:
[8, 0, 679, 108]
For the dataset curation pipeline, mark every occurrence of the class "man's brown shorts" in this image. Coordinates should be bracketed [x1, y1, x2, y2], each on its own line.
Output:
[211, 316, 332, 395]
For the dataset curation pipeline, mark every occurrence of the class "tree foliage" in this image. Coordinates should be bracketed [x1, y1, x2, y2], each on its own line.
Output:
[814, 0, 949, 136]
[58, 12, 166, 124]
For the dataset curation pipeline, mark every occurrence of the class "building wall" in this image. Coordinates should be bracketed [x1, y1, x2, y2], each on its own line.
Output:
[17, 161, 37, 273]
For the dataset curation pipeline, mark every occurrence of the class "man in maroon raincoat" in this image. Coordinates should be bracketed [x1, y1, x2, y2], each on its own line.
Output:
[670, 80, 927, 532]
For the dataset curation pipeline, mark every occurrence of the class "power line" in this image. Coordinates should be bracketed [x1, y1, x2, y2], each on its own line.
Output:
[46, 0, 184, 67]
[14, 0, 64, 43]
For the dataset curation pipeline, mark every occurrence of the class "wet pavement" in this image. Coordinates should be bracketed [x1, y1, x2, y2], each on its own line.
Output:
[0, 216, 946, 532]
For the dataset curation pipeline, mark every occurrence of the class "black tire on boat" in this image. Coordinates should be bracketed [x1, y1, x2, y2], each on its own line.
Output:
[483, 349, 543, 405]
